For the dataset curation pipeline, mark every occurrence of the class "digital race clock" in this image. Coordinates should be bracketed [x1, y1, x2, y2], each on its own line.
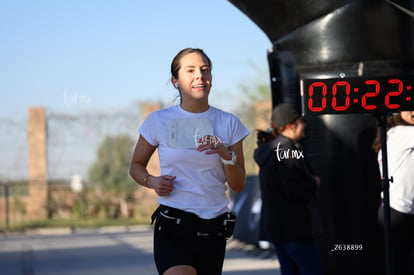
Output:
[300, 74, 414, 115]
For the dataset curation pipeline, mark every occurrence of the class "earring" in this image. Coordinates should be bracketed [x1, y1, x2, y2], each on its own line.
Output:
[174, 82, 179, 89]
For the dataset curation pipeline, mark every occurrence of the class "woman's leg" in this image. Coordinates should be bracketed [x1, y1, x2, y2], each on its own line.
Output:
[194, 238, 226, 275]
[284, 240, 323, 275]
[154, 221, 226, 275]
[275, 243, 300, 275]
[163, 265, 197, 275]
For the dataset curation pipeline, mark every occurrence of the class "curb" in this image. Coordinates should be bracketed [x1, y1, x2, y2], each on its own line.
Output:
[1, 225, 152, 237]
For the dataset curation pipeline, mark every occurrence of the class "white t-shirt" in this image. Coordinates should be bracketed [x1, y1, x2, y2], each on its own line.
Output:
[378, 125, 414, 214]
[140, 105, 249, 219]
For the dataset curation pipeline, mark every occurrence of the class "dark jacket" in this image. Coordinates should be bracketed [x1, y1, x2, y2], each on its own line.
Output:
[254, 134, 318, 243]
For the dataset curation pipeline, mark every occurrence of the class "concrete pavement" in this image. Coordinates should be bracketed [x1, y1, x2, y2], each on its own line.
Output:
[0, 225, 280, 275]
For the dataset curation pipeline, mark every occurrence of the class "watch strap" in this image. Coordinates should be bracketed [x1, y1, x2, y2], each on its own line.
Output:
[221, 151, 237, 165]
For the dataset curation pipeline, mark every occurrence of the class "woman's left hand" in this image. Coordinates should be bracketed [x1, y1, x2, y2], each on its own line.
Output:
[197, 140, 232, 160]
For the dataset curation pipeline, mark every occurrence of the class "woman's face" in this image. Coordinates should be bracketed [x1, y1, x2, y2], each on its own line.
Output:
[175, 52, 212, 103]
[400, 110, 414, 125]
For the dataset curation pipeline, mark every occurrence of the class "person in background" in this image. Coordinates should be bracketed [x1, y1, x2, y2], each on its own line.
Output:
[129, 48, 249, 275]
[373, 110, 414, 275]
[254, 103, 322, 275]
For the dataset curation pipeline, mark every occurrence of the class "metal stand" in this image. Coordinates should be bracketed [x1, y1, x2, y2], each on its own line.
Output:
[378, 114, 394, 275]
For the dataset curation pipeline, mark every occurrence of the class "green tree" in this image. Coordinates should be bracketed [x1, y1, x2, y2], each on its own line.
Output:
[88, 135, 135, 193]
[88, 134, 137, 218]
[232, 82, 271, 175]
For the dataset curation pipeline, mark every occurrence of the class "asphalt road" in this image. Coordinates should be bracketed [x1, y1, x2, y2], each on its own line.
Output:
[0, 226, 280, 275]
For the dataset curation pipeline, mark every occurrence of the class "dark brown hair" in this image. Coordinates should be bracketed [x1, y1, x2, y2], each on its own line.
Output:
[170, 48, 212, 79]
[372, 113, 410, 152]
[256, 119, 299, 144]
[256, 128, 277, 144]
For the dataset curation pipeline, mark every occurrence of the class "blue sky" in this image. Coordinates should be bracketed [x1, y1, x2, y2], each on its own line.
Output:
[0, 0, 272, 180]
[1, 0, 272, 119]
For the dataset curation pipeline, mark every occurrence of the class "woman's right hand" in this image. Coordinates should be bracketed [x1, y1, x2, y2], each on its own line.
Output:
[147, 175, 175, 196]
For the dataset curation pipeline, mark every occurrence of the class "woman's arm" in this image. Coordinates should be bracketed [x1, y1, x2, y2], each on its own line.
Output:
[223, 140, 246, 193]
[129, 135, 175, 196]
[199, 139, 246, 193]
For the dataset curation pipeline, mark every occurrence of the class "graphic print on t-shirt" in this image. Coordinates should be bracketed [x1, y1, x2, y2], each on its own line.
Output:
[167, 118, 214, 149]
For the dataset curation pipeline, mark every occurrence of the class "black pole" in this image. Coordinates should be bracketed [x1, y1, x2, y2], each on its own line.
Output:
[378, 114, 393, 275]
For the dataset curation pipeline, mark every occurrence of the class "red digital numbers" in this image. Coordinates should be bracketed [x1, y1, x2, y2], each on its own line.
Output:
[385, 79, 403, 109]
[308, 82, 327, 112]
[332, 81, 350, 111]
[305, 77, 409, 114]
[361, 80, 380, 110]
[307, 81, 351, 111]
